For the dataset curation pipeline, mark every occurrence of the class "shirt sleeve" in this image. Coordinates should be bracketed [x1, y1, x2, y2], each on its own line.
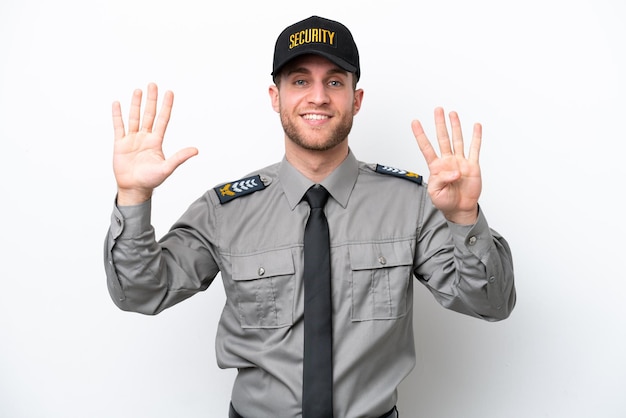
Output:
[103, 196, 220, 315]
[414, 195, 516, 321]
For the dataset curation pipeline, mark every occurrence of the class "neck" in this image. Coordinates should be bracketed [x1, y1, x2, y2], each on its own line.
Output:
[285, 140, 349, 183]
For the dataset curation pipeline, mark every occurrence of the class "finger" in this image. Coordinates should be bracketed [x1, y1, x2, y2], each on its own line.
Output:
[153, 90, 174, 138]
[141, 83, 158, 133]
[468, 122, 482, 163]
[449, 111, 465, 158]
[411, 119, 438, 165]
[164, 147, 199, 173]
[112, 101, 126, 140]
[429, 170, 461, 190]
[128, 88, 143, 133]
[434, 107, 452, 156]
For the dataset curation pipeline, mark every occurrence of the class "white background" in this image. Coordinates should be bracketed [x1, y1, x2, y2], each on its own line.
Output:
[1, 0, 625, 417]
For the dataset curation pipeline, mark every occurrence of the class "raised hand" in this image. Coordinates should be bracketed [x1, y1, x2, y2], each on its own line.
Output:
[111, 83, 198, 206]
[411, 107, 482, 225]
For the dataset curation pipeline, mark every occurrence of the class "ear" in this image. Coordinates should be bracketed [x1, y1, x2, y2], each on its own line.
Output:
[269, 85, 280, 113]
[352, 88, 364, 116]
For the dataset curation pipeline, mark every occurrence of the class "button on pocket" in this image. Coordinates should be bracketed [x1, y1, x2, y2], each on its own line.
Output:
[349, 241, 414, 321]
[231, 248, 295, 328]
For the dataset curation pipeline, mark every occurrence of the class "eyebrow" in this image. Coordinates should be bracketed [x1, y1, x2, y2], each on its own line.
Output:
[285, 66, 349, 78]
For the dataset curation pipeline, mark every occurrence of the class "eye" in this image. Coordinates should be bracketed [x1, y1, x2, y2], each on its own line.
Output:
[294, 79, 307, 86]
[328, 80, 343, 87]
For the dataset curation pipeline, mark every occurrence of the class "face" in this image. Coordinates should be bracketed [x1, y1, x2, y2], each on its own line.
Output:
[269, 55, 363, 152]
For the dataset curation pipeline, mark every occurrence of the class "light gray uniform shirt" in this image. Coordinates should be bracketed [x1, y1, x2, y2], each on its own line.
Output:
[104, 151, 516, 418]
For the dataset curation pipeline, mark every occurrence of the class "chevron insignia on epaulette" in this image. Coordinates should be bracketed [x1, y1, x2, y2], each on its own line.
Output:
[375, 164, 423, 185]
[214, 175, 266, 204]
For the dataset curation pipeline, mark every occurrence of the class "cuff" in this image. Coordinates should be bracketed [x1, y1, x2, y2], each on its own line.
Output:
[110, 197, 152, 239]
[447, 206, 491, 259]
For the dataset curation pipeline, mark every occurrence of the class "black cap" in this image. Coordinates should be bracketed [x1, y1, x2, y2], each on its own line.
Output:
[272, 16, 360, 81]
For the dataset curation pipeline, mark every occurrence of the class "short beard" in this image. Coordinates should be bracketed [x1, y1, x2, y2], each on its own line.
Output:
[280, 111, 354, 152]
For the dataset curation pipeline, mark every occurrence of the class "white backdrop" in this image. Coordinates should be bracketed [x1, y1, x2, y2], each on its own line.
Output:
[1, 0, 625, 417]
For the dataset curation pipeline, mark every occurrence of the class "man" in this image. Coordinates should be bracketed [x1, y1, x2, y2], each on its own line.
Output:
[105, 15, 516, 418]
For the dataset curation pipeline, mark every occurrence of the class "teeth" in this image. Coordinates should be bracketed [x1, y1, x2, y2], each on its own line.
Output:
[303, 114, 328, 120]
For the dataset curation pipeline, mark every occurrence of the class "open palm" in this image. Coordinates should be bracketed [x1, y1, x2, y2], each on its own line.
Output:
[412, 107, 482, 225]
[111, 83, 198, 205]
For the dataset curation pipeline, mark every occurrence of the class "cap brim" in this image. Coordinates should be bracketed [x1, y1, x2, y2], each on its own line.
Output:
[272, 50, 358, 78]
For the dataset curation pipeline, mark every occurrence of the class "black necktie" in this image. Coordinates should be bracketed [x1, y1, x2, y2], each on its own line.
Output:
[302, 185, 333, 418]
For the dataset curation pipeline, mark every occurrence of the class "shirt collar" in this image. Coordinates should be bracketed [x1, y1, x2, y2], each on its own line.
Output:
[279, 150, 359, 210]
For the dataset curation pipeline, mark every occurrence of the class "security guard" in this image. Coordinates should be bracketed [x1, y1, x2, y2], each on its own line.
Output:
[105, 15, 516, 418]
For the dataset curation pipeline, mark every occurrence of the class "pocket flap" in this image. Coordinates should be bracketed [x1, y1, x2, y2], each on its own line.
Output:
[349, 241, 414, 271]
[232, 248, 295, 281]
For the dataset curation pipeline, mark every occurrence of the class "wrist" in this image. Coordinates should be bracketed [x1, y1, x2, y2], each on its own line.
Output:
[116, 188, 153, 206]
[445, 205, 479, 225]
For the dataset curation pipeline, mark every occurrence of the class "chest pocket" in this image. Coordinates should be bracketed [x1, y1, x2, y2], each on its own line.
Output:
[349, 240, 414, 321]
[231, 248, 296, 329]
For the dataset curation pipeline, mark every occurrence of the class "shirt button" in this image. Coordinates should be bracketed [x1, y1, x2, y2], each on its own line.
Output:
[115, 217, 122, 226]
[468, 236, 477, 246]
[258, 267, 265, 276]
[378, 256, 387, 265]
[488, 276, 496, 283]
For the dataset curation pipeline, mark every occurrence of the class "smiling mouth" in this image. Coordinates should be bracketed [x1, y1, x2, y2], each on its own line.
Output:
[302, 114, 330, 121]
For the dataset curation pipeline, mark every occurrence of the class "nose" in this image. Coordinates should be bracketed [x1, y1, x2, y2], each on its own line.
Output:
[306, 81, 330, 106]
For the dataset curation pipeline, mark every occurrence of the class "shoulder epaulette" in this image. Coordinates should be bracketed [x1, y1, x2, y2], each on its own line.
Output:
[375, 164, 423, 185]
[214, 174, 266, 204]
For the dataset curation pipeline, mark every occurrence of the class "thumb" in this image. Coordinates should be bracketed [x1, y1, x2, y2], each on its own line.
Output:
[429, 170, 460, 190]
[164, 147, 199, 173]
